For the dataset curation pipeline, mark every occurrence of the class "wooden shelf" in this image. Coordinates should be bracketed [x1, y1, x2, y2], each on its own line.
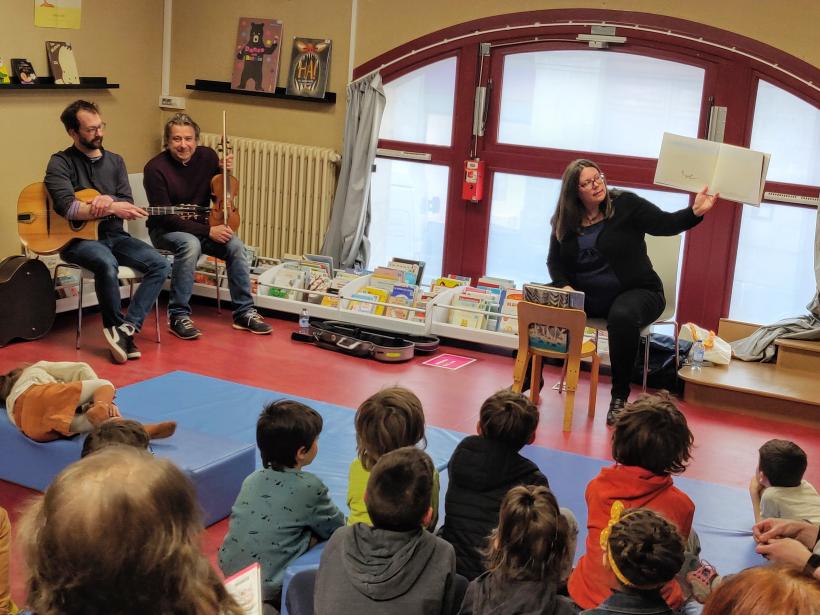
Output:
[0, 76, 119, 90]
[186, 79, 335, 104]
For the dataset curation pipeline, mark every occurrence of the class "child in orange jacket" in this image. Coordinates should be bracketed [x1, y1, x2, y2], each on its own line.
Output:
[568, 392, 695, 611]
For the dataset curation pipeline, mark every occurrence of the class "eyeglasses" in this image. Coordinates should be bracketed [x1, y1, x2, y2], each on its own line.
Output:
[579, 173, 605, 190]
[80, 122, 106, 135]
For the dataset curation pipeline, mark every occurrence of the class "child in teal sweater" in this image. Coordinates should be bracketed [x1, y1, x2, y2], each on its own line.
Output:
[219, 400, 344, 608]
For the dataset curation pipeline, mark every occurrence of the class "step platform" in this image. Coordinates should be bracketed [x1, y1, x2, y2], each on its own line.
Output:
[679, 319, 820, 424]
[0, 413, 255, 526]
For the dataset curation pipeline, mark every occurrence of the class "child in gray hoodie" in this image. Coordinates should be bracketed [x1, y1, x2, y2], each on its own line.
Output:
[314, 447, 458, 615]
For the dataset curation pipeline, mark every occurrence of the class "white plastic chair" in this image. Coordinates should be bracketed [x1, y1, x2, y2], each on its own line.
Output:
[586, 234, 682, 391]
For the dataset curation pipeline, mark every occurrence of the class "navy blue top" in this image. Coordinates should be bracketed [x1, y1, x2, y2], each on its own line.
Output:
[575, 220, 621, 317]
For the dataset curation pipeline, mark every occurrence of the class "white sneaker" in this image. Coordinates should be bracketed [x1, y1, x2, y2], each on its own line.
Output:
[103, 323, 135, 364]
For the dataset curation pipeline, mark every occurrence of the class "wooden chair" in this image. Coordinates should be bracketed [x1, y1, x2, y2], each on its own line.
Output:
[511, 301, 600, 432]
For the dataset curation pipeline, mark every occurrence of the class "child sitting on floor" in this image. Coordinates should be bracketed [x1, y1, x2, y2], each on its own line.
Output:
[315, 447, 458, 615]
[581, 507, 685, 615]
[749, 438, 820, 524]
[568, 392, 695, 612]
[219, 399, 344, 609]
[458, 485, 576, 615]
[442, 389, 577, 582]
[18, 446, 243, 615]
[347, 386, 439, 530]
[0, 361, 175, 442]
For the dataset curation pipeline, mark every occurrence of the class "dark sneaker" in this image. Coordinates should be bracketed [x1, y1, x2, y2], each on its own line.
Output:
[125, 334, 141, 360]
[606, 397, 628, 426]
[169, 315, 201, 340]
[232, 309, 272, 335]
[103, 323, 135, 364]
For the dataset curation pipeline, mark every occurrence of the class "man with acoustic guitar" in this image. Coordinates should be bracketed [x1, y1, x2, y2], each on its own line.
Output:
[143, 112, 271, 339]
[44, 100, 170, 364]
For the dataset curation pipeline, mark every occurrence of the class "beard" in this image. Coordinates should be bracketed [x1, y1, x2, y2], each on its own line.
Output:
[79, 134, 103, 150]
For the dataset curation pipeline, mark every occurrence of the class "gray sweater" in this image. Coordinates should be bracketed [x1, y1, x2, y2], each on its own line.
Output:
[314, 523, 457, 615]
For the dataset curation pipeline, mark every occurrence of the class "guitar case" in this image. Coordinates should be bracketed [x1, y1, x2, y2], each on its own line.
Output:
[0, 256, 56, 347]
[292, 319, 439, 363]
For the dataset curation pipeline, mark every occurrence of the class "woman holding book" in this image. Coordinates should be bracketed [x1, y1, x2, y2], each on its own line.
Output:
[547, 159, 718, 424]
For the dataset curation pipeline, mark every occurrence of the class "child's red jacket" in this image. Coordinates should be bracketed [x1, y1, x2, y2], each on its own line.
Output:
[568, 464, 695, 610]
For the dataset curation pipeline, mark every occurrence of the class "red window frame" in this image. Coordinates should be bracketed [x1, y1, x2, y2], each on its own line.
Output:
[359, 10, 820, 330]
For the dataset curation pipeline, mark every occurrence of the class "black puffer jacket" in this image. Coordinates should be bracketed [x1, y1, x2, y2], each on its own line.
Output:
[441, 436, 549, 580]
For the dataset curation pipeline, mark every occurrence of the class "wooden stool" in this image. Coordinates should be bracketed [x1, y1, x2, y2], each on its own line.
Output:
[511, 301, 600, 431]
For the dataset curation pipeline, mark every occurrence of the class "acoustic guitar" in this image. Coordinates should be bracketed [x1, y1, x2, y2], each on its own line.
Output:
[17, 182, 209, 255]
[0, 256, 56, 347]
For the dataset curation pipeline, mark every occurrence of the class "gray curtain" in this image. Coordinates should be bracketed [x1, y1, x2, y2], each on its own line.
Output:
[321, 72, 386, 270]
[809, 203, 820, 318]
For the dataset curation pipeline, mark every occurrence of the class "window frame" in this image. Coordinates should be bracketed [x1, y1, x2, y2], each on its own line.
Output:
[362, 10, 820, 330]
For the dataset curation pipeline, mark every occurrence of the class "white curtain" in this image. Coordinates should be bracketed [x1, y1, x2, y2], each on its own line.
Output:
[321, 72, 386, 270]
[808, 203, 820, 318]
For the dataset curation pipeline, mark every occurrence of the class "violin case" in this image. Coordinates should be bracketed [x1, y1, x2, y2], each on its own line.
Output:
[291, 319, 439, 363]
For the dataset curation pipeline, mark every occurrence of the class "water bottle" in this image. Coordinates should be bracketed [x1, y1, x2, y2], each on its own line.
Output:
[299, 307, 310, 333]
[692, 339, 705, 368]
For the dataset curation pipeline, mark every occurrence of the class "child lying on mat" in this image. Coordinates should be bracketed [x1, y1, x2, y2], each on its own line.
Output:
[749, 438, 820, 525]
[219, 399, 345, 611]
[0, 361, 175, 443]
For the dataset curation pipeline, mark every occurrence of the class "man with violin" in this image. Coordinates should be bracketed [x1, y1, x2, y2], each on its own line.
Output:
[143, 113, 271, 339]
[44, 100, 171, 364]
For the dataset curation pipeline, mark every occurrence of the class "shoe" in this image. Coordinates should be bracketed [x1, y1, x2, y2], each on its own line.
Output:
[606, 397, 628, 426]
[169, 315, 201, 340]
[686, 560, 719, 604]
[125, 334, 141, 360]
[232, 309, 272, 335]
[103, 323, 136, 364]
[142, 420, 177, 440]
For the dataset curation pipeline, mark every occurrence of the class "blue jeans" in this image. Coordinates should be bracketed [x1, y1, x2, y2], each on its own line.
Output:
[149, 229, 254, 319]
[61, 232, 170, 330]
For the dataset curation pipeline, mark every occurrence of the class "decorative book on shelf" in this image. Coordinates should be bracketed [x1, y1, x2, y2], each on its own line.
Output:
[46, 41, 80, 84]
[0, 58, 10, 84]
[285, 37, 331, 98]
[10, 58, 37, 84]
[232, 17, 283, 93]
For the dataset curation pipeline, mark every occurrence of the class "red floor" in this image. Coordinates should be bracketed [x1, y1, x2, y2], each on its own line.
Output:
[3, 299, 820, 605]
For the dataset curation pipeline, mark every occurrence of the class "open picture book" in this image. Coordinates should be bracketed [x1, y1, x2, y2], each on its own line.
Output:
[654, 132, 770, 206]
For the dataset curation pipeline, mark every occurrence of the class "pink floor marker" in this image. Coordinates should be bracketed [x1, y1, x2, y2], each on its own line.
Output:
[422, 353, 477, 370]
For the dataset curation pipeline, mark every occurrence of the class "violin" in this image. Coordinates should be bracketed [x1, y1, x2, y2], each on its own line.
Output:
[209, 110, 241, 232]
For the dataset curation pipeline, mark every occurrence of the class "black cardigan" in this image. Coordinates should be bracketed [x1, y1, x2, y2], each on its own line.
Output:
[547, 191, 702, 294]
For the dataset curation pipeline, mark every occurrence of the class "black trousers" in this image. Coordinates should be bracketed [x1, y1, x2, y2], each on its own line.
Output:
[598, 288, 665, 400]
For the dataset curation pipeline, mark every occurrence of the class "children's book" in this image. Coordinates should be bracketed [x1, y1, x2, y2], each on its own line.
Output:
[522, 283, 586, 353]
[224, 562, 263, 615]
[11, 58, 37, 84]
[498, 290, 524, 334]
[0, 58, 10, 84]
[231, 18, 283, 93]
[46, 41, 80, 84]
[385, 285, 416, 319]
[654, 132, 770, 206]
[389, 257, 425, 285]
[285, 37, 332, 98]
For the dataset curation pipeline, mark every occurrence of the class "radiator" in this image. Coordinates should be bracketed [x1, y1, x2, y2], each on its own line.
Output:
[200, 132, 340, 258]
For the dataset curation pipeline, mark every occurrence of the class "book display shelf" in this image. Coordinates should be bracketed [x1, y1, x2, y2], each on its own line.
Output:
[0, 76, 119, 90]
[186, 79, 335, 104]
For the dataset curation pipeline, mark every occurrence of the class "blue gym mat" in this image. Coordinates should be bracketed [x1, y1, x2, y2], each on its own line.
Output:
[117, 371, 762, 575]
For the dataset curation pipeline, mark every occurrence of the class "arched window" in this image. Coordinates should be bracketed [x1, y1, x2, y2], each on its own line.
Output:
[359, 11, 820, 327]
